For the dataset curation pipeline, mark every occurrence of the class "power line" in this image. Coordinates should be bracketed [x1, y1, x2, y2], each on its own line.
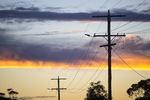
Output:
[111, 0, 148, 31]
[57, 1, 110, 89]
[116, 17, 150, 33]
[97, 0, 110, 11]
[108, 0, 123, 34]
[109, 0, 122, 10]
[66, 36, 95, 88]
[64, 0, 111, 88]
[126, 28, 150, 34]
[67, 44, 102, 89]
[68, 52, 107, 93]
[67, 24, 108, 90]
[112, 8, 150, 31]
[67, 62, 107, 94]
[113, 49, 147, 79]
[57, 17, 93, 76]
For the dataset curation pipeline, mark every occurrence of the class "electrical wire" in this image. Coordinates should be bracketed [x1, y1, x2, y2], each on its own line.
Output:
[66, 0, 148, 94]
[64, 0, 111, 90]
[112, 8, 150, 31]
[73, 52, 107, 93]
[109, 0, 122, 10]
[110, 0, 125, 34]
[66, 36, 95, 88]
[126, 28, 150, 34]
[57, 17, 93, 76]
[67, 28, 125, 93]
[67, 53, 107, 93]
[113, 49, 147, 79]
[111, 0, 148, 31]
[112, 34, 148, 81]
[68, 43, 101, 89]
[116, 17, 150, 33]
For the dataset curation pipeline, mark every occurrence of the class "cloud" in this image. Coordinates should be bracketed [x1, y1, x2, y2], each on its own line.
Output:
[2, 32, 149, 64]
[0, 44, 100, 64]
[122, 5, 135, 9]
[23, 30, 84, 36]
[15, 7, 40, 11]
[0, 28, 17, 47]
[44, 7, 64, 12]
[0, 7, 150, 22]
[111, 8, 150, 21]
[124, 36, 150, 53]
[0, 31, 100, 64]
[114, 35, 150, 56]
[0, 32, 149, 69]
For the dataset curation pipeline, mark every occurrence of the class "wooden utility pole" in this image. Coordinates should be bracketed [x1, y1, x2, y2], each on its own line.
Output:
[51, 76, 66, 100]
[92, 10, 126, 100]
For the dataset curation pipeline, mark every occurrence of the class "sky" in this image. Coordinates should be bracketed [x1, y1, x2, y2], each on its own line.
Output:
[0, 0, 150, 100]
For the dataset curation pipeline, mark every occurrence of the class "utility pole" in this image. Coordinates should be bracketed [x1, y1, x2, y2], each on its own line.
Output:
[51, 76, 67, 100]
[86, 10, 126, 100]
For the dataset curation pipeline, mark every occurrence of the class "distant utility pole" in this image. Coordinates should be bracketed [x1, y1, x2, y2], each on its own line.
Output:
[86, 10, 126, 100]
[51, 76, 67, 100]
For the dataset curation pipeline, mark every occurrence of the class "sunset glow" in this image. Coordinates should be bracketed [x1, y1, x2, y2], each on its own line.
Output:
[0, 0, 150, 100]
[0, 56, 149, 70]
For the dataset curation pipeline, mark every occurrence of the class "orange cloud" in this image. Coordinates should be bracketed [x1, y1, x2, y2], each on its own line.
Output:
[111, 52, 150, 70]
[0, 54, 149, 71]
[0, 60, 67, 68]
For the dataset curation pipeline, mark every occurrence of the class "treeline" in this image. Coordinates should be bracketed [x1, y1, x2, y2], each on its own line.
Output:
[0, 88, 18, 100]
[85, 78, 150, 100]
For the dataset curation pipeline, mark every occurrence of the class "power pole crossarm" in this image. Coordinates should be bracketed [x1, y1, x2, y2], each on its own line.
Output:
[100, 43, 116, 47]
[51, 88, 67, 90]
[92, 15, 126, 18]
[51, 78, 67, 80]
[93, 34, 126, 37]
[51, 76, 67, 100]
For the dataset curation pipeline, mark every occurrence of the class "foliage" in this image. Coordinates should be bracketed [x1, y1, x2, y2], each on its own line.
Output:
[85, 81, 107, 100]
[127, 78, 150, 100]
[7, 88, 19, 100]
[0, 92, 11, 100]
[0, 97, 11, 100]
[0, 92, 5, 97]
[0, 88, 19, 100]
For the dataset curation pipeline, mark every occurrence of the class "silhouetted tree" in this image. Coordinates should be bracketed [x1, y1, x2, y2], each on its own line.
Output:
[7, 88, 19, 100]
[0, 92, 5, 97]
[85, 81, 107, 100]
[0, 92, 11, 100]
[7, 88, 13, 97]
[127, 78, 150, 100]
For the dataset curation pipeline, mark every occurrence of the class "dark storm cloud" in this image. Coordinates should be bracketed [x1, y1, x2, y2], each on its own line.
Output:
[0, 28, 17, 47]
[0, 7, 150, 22]
[111, 8, 150, 21]
[15, 7, 40, 11]
[0, 31, 149, 63]
[0, 44, 98, 63]
[118, 36, 150, 54]
[0, 28, 8, 33]
[44, 7, 64, 12]
[0, 32, 98, 63]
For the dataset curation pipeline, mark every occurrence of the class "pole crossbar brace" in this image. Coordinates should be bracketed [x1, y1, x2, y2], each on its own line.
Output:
[100, 43, 116, 47]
